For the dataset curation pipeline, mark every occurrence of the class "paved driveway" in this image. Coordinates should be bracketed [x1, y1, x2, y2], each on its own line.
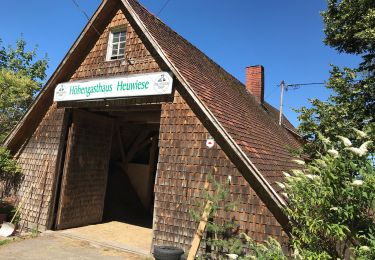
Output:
[0, 234, 151, 260]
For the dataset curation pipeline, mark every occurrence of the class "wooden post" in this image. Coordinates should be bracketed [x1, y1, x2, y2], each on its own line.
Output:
[279, 80, 285, 126]
[187, 200, 213, 260]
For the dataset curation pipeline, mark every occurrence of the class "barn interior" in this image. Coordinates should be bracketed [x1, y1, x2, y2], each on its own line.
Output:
[52, 104, 162, 230]
[101, 105, 161, 228]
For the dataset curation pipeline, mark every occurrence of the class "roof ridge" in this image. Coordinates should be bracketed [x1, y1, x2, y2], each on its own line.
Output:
[124, 0, 294, 228]
[132, 1, 303, 141]
[134, 0, 248, 91]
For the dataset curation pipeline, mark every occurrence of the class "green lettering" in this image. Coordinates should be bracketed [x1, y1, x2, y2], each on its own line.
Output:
[117, 81, 123, 91]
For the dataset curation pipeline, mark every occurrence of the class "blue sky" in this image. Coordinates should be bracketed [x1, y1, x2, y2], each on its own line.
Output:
[0, 0, 360, 126]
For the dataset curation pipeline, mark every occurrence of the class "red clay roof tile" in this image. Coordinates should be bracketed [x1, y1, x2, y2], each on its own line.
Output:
[126, 0, 302, 192]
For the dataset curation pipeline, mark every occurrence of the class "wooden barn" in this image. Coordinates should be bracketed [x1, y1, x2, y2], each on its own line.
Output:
[4, 0, 301, 254]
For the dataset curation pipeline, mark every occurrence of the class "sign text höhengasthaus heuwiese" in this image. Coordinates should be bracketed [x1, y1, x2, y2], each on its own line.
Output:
[53, 72, 173, 102]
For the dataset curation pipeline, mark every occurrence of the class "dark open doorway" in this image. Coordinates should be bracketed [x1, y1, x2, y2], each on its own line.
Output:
[52, 105, 161, 230]
[102, 106, 161, 228]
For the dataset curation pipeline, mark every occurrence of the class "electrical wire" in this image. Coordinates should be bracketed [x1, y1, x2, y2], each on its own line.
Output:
[157, 0, 172, 16]
[70, 0, 101, 36]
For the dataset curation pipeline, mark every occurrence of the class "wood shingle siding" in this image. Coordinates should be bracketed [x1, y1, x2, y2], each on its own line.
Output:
[70, 9, 161, 81]
[15, 104, 67, 230]
[3, 0, 303, 254]
[55, 111, 113, 229]
[154, 90, 288, 252]
[124, 0, 300, 227]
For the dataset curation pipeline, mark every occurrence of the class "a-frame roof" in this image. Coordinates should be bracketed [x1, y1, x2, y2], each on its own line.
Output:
[5, 0, 302, 230]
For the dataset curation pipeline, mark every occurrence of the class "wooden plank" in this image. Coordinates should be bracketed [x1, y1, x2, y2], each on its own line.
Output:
[117, 111, 161, 123]
[55, 111, 114, 229]
[146, 133, 158, 210]
[89, 104, 162, 113]
[125, 129, 151, 163]
[116, 124, 127, 164]
[187, 200, 213, 260]
[55, 121, 75, 228]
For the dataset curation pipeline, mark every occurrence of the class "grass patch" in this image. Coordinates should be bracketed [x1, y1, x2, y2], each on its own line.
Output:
[0, 239, 13, 246]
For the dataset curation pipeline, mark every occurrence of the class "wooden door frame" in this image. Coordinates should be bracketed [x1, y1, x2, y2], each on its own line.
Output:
[54, 114, 76, 229]
[47, 109, 72, 230]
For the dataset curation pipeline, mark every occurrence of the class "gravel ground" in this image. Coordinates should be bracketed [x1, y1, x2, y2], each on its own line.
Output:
[0, 233, 151, 260]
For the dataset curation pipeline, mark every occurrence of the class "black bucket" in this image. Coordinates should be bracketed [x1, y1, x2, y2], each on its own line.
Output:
[153, 246, 184, 260]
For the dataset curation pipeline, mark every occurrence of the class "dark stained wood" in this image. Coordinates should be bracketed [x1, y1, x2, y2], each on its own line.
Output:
[9, 0, 291, 254]
[70, 8, 162, 80]
[116, 124, 127, 165]
[15, 104, 67, 231]
[123, 0, 294, 230]
[153, 90, 289, 252]
[55, 110, 113, 229]
[8, 4, 166, 230]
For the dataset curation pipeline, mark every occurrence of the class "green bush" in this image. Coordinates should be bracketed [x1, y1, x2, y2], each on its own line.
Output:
[190, 174, 288, 259]
[281, 130, 375, 259]
[0, 146, 22, 197]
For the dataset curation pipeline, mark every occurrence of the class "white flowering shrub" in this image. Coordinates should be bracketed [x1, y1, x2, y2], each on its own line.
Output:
[281, 130, 375, 259]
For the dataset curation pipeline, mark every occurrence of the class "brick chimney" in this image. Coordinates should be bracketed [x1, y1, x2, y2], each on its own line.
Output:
[246, 65, 264, 103]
